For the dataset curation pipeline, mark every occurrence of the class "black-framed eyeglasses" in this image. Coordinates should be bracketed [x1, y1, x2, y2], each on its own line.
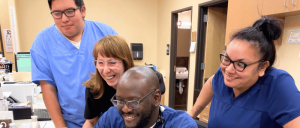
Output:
[111, 89, 157, 109]
[220, 52, 263, 72]
[50, 7, 80, 19]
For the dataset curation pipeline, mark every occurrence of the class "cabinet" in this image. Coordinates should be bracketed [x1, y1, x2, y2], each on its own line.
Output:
[225, 0, 284, 45]
[225, 0, 262, 45]
[198, 102, 211, 123]
[262, 0, 291, 16]
[262, 0, 300, 17]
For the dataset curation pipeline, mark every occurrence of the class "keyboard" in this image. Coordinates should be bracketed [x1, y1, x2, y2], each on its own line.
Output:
[33, 109, 52, 121]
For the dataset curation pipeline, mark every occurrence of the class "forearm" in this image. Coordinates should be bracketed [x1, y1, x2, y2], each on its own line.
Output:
[189, 98, 206, 118]
[83, 116, 100, 128]
[40, 81, 66, 128]
[189, 76, 213, 118]
[284, 116, 300, 128]
[83, 121, 94, 128]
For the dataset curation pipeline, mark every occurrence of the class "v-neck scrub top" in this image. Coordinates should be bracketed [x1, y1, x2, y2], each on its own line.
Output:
[94, 105, 198, 128]
[30, 20, 117, 127]
[209, 67, 300, 128]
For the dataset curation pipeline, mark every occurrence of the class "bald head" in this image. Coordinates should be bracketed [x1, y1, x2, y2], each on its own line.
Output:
[116, 66, 162, 128]
[118, 66, 159, 91]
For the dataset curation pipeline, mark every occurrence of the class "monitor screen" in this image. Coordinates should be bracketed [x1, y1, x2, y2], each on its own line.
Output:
[15, 52, 31, 72]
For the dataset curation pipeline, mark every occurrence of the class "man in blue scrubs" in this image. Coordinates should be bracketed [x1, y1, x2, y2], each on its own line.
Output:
[30, 0, 117, 127]
[95, 66, 197, 128]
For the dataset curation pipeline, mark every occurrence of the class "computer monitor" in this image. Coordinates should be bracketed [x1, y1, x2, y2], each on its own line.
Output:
[15, 52, 31, 72]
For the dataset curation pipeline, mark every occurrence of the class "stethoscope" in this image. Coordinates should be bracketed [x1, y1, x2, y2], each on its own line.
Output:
[154, 106, 164, 128]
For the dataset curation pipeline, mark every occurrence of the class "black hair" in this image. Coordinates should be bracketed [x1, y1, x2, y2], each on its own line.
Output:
[230, 16, 282, 70]
[47, 0, 85, 10]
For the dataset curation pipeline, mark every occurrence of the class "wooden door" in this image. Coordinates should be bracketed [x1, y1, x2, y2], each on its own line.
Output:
[198, 6, 227, 123]
[203, 7, 226, 81]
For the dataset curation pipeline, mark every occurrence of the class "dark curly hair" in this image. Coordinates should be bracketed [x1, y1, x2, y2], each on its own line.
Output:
[230, 16, 282, 70]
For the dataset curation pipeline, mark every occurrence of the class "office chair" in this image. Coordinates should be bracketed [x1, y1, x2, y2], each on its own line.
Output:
[194, 119, 208, 128]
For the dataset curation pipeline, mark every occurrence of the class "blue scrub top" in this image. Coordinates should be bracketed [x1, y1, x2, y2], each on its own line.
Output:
[30, 20, 117, 127]
[95, 106, 197, 128]
[209, 67, 300, 128]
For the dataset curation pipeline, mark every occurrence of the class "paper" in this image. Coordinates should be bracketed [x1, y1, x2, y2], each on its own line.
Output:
[3, 29, 13, 52]
[189, 42, 196, 52]
[19, 122, 55, 128]
[11, 101, 30, 107]
[287, 30, 300, 43]
[0, 111, 14, 123]
[3, 92, 12, 98]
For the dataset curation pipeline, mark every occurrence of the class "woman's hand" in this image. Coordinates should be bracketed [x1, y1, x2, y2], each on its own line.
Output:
[83, 116, 100, 128]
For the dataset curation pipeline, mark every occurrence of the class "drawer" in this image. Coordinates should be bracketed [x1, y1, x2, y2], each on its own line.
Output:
[200, 116, 209, 123]
[206, 102, 211, 109]
[200, 109, 209, 118]
[199, 106, 210, 123]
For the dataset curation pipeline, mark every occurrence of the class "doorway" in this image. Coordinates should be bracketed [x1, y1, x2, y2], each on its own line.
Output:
[175, 10, 192, 111]
[169, 7, 192, 110]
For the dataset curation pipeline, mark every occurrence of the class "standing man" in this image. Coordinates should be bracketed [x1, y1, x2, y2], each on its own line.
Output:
[30, 0, 117, 127]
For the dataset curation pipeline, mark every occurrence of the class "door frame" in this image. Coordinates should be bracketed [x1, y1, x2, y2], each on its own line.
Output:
[169, 6, 192, 108]
[194, 0, 228, 102]
[0, 25, 5, 57]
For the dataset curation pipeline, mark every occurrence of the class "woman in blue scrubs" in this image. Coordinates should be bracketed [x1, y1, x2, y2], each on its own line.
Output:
[189, 17, 300, 128]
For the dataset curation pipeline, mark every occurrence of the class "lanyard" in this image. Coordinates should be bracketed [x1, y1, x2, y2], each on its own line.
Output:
[155, 106, 164, 128]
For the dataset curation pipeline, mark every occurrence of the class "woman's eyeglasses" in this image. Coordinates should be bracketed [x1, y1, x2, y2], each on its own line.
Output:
[92, 60, 122, 69]
[220, 52, 263, 72]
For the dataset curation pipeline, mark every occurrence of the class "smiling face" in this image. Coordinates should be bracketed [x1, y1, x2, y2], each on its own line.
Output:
[97, 53, 125, 89]
[51, 0, 86, 40]
[116, 78, 155, 128]
[221, 39, 269, 94]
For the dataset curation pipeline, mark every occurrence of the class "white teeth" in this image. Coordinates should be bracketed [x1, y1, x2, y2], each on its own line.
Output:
[106, 76, 114, 80]
[226, 73, 238, 79]
[126, 116, 134, 118]
[228, 76, 237, 79]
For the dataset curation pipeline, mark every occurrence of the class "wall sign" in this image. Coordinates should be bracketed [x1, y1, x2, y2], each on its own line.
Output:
[3, 29, 13, 52]
[287, 29, 300, 43]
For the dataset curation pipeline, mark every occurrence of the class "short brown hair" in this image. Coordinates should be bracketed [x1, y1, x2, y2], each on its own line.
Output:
[84, 35, 134, 99]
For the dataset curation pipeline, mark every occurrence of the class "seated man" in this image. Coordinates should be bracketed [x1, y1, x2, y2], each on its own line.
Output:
[95, 66, 197, 128]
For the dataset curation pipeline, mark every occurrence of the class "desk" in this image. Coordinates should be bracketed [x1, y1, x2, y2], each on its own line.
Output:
[14, 101, 53, 128]
[15, 119, 53, 128]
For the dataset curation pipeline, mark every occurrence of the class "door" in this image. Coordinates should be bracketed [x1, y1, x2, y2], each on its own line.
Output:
[169, 7, 192, 109]
[198, 6, 227, 123]
[203, 7, 226, 81]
